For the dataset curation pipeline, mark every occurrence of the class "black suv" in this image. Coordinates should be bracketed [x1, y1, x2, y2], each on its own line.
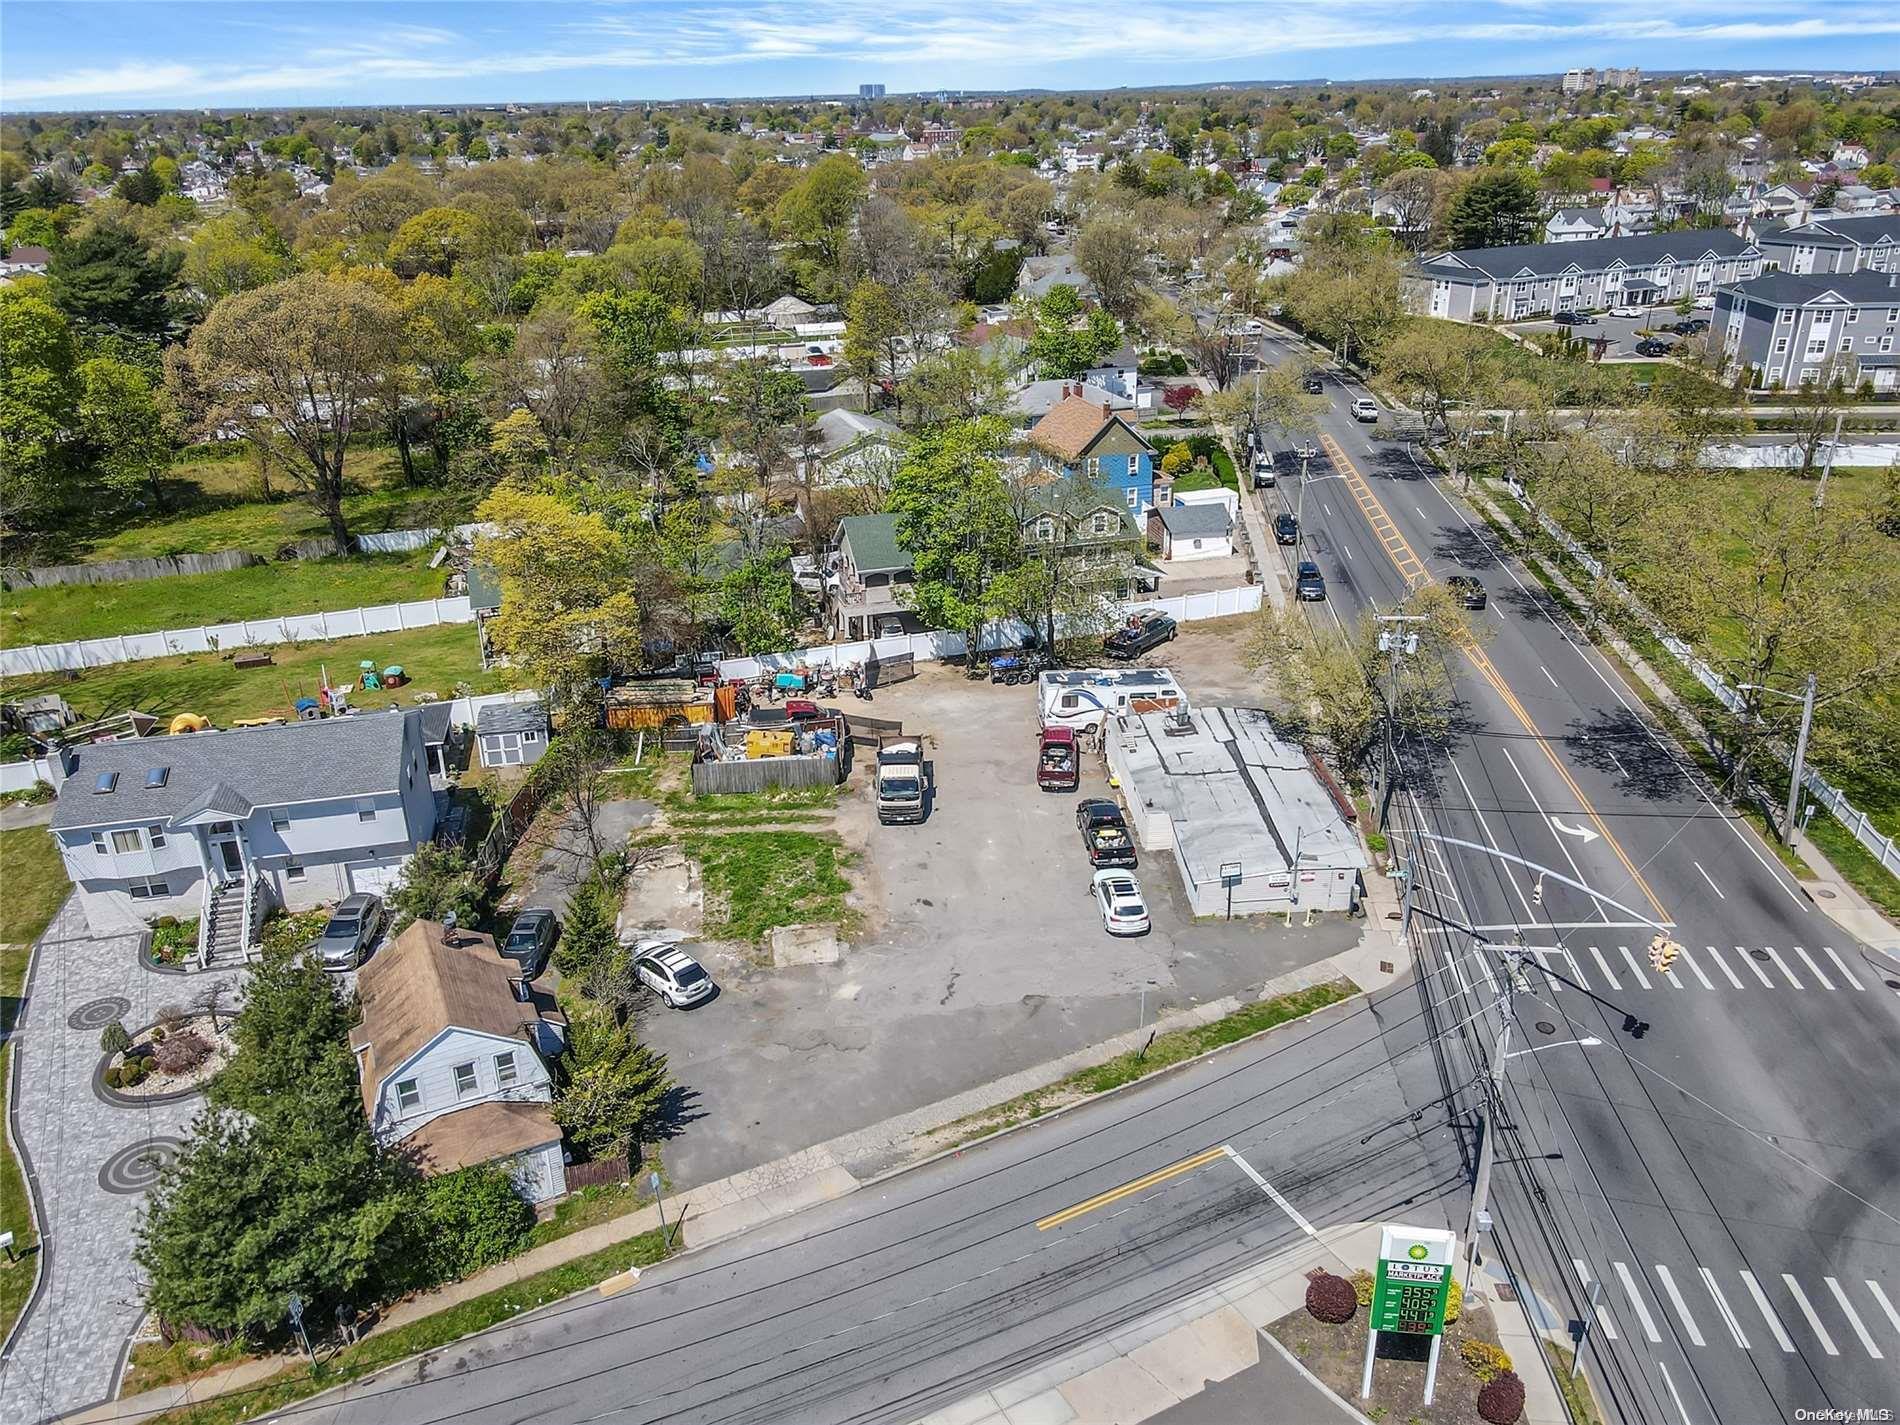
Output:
[1296, 560, 1326, 601]
[1076, 798, 1138, 868]
[1104, 609, 1176, 660]
[1273, 511, 1299, 545]
[1302, 374, 1324, 394]
[1552, 311, 1597, 326]
[1447, 575, 1487, 611]
[501, 908, 559, 978]
[1634, 337, 1674, 357]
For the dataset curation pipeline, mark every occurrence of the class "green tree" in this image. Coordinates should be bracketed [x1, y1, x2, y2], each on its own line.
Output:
[719, 547, 801, 653]
[774, 154, 868, 288]
[551, 999, 675, 1163]
[385, 842, 485, 932]
[5, 207, 63, 249]
[887, 418, 1021, 651]
[408, 1166, 534, 1284]
[182, 211, 291, 303]
[1025, 284, 1122, 379]
[76, 356, 173, 510]
[1445, 169, 1542, 249]
[552, 875, 618, 984]
[1074, 215, 1146, 320]
[387, 206, 505, 279]
[843, 278, 901, 413]
[0, 288, 80, 529]
[47, 220, 180, 338]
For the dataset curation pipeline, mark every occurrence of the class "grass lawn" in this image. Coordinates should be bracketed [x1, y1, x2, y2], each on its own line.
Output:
[0, 621, 514, 728]
[1, 552, 446, 650]
[682, 829, 854, 942]
[148, 1226, 677, 1425]
[0, 827, 70, 945]
[0, 939, 49, 1347]
[1171, 447, 1239, 493]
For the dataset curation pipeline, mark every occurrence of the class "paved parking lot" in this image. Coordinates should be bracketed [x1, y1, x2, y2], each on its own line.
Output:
[637, 650, 1360, 1191]
[1508, 307, 1707, 359]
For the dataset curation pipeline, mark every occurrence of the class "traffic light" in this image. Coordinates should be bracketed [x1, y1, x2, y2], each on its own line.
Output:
[1647, 936, 1681, 973]
[1532, 875, 1544, 907]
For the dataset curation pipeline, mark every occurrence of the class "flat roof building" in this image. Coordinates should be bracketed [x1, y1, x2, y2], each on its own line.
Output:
[1106, 706, 1367, 916]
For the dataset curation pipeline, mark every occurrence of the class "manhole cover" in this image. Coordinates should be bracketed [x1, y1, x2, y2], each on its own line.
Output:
[68, 996, 132, 1031]
[1750, 949, 1771, 962]
[1534, 1021, 1558, 1035]
[1885, 980, 1900, 992]
[1815, 888, 1837, 900]
[99, 1137, 182, 1195]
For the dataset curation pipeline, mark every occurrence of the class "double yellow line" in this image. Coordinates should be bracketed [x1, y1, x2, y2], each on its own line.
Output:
[1321, 438, 1668, 923]
[1036, 1146, 1228, 1230]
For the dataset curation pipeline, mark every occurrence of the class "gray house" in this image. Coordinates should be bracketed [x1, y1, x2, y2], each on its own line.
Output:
[1412, 231, 1764, 323]
[1713, 269, 1900, 393]
[824, 512, 916, 640]
[1757, 213, 1900, 277]
[476, 698, 549, 769]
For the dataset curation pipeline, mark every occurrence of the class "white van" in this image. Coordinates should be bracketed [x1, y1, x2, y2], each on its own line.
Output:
[1251, 451, 1277, 488]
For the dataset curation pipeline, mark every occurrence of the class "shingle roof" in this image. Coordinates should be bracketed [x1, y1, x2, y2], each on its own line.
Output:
[396, 1100, 562, 1177]
[50, 712, 410, 831]
[1419, 229, 1757, 282]
[1029, 391, 1150, 463]
[1010, 379, 1131, 421]
[476, 699, 547, 736]
[409, 702, 454, 746]
[1764, 212, 1900, 250]
[835, 513, 910, 575]
[814, 407, 900, 457]
[351, 920, 548, 1112]
[1156, 503, 1235, 538]
[1723, 270, 1900, 306]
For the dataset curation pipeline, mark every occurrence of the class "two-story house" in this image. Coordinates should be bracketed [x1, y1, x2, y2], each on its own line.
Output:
[824, 512, 917, 641]
[1713, 269, 1900, 392]
[47, 711, 438, 961]
[1082, 344, 1148, 411]
[1025, 388, 1157, 515]
[351, 919, 569, 1203]
[1545, 207, 1608, 243]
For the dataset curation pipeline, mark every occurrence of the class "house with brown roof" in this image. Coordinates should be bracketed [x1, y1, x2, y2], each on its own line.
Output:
[1025, 387, 1157, 515]
[350, 919, 569, 1203]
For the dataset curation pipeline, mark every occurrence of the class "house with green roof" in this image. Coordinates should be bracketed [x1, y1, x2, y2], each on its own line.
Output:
[825, 513, 919, 640]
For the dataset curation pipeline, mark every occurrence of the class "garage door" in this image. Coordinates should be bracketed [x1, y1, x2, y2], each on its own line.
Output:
[485, 732, 525, 765]
[347, 858, 406, 895]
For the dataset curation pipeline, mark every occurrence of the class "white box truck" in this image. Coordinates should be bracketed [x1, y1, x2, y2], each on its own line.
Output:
[875, 742, 927, 824]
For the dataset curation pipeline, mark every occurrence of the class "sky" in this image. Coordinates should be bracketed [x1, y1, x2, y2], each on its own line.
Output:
[2, 0, 1896, 111]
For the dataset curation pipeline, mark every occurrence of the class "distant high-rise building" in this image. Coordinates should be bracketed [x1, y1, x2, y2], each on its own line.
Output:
[860, 83, 886, 99]
[1602, 67, 1641, 90]
[1562, 68, 1598, 95]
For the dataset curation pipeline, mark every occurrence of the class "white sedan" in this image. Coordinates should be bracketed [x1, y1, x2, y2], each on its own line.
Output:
[1091, 869, 1151, 936]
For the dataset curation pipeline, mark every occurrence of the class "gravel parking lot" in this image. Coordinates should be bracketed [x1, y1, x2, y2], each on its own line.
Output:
[637, 644, 1360, 1190]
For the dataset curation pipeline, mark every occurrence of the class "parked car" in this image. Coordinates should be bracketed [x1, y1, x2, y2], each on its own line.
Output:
[1610, 303, 1647, 318]
[1302, 374, 1324, 394]
[1351, 397, 1379, 423]
[1076, 798, 1138, 868]
[783, 698, 829, 722]
[1091, 869, 1151, 936]
[1447, 575, 1487, 610]
[1251, 451, 1277, 488]
[1551, 311, 1597, 326]
[1296, 560, 1327, 601]
[1038, 725, 1079, 792]
[1672, 318, 1709, 335]
[315, 893, 385, 971]
[1273, 511, 1299, 545]
[1693, 295, 1715, 310]
[1104, 608, 1177, 660]
[501, 908, 559, 978]
[633, 944, 715, 1007]
[1634, 338, 1674, 357]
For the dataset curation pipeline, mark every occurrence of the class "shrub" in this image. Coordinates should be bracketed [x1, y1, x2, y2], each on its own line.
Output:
[1459, 1338, 1513, 1382]
[155, 1003, 187, 1032]
[103, 1064, 125, 1089]
[1445, 1275, 1464, 1324]
[1349, 1268, 1375, 1307]
[411, 1165, 535, 1283]
[120, 1059, 149, 1087]
[1305, 1271, 1358, 1324]
[154, 915, 179, 929]
[100, 1021, 132, 1057]
[1477, 1371, 1526, 1424]
[153, 1030, 213, 1076]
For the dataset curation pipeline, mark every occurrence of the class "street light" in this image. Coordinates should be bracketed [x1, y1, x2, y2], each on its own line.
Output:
[1738, 675, 1817, 854]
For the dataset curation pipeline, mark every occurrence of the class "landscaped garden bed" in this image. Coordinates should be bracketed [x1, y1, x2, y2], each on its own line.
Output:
[97, 1006, 237, 1104]
[146, 917, 199, 971]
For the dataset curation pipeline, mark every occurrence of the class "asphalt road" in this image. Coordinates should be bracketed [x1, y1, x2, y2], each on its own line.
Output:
[1254, 332, 1900, 1425]
[294, 981, 1465, 1425]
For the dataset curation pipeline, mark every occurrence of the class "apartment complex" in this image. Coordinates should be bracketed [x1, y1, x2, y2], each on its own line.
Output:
[1713, 269, 1900, 392]
[1757, 213, 1900, 276]
[1412, 231, 1764, 322]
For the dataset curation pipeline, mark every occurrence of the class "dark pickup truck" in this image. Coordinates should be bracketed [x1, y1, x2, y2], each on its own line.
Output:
[1076, 797, 1138, 868]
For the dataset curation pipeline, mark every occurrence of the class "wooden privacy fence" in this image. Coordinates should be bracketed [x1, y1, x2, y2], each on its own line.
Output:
[691, 752, 841, 797]
[3, 550, 261, 589]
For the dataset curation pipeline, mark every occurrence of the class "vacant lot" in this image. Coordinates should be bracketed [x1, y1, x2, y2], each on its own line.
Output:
[1, 551, 446, 649]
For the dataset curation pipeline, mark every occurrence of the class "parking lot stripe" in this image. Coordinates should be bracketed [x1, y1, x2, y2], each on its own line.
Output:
[1036, 1146, 1228, 1230]
[1740, 1271, 1796, 1352]
[1824, 1278, 1883, 1359]
[1782, 1275, 1839, 1355]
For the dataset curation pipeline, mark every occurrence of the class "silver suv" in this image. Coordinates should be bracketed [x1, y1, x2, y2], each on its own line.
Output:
[316, 893, 386, 970]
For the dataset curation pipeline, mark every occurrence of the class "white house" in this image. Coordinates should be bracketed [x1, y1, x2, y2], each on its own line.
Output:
[47, 711, 438, 959]
[351, 920, 569, 1204]
[1083, 343, 1148, 410]
[804, 407, 902, 488]
[1147, 493, 1236, 562]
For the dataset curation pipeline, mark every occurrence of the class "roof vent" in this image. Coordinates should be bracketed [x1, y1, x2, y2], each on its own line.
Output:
[94, 771, 119, 794]
[1163, 709, 1196, 737]
[146, 767, 170, 788]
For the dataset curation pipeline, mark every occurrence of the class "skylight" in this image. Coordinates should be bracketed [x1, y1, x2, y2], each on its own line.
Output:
[145, 767, 170, 788]
[94, 771, 119, 794]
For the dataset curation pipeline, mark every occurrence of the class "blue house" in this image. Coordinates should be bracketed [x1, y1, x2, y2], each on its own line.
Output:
[1026, 386, 1157, 514]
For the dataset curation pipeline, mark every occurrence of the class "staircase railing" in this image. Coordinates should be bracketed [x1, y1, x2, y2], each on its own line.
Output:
[195, 880, 214, 969]
[239, 871, 260, 961]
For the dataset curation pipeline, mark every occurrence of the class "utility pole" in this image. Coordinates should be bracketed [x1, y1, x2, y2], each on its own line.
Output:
[1373, 614, 1425, 829]
[1295, 450, 1310, 556]
[1463, 950, 1516, 1290]
[1813, 410, 1844, 510]
[1786, 672, 1817, 854]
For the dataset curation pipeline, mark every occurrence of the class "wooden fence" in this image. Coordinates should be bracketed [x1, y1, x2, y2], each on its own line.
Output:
[3, 549, 261, 589]
[564, 1156, 629, 1191]
[691, 753, 842, 797]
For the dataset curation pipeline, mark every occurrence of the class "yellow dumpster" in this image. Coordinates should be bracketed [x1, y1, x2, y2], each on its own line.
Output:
[746, 729, 794, 759]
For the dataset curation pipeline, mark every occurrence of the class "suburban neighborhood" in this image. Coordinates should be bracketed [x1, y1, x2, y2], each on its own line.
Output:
[1, 20, 1898, 1425]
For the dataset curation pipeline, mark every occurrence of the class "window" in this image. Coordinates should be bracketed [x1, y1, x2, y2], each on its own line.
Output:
[1035, 517, 1056, 543]
[523, 730, 540, 744]
[286, 862, 305, 881]
[452, 1062, 478, 1098]
[1888, 309, 1899, 323]
[111, 829, 142, 854]
[1774, 338, 1789, 353]
[148, 824, 167, 850]
[144, 767, 169, 789]
[1779, 309, 1794, 324]
[91, 833, 108, 856]
[94, 771, 118, 795]
[1882, 337, 1894, 354]
[271, 811, 289, 832]
[1092, 512, 1116, 535]
[1847, 308, 1860, 323]
[1125, 487, 1139, 510]
[495, 1052, 518, 1087]
[1084, 456, 1101, 478]
[395, 1078, 420, 1111]
[126, 877, 169, 900]
[356, 799, 376, 823]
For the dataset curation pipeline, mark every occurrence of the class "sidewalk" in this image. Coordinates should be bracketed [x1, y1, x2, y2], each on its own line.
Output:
[66, 916, 1408, 1425]
[911, 1222, 1572, 1425]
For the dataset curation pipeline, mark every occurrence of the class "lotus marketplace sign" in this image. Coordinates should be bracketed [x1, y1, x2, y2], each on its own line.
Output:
[1360, 1224, 1457, 1405]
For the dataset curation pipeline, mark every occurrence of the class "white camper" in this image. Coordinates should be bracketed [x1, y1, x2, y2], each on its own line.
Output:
[1037, 668, 1188, 734]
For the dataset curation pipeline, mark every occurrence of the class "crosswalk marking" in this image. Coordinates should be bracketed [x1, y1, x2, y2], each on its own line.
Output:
[1619, 945, 1653, 990]
[1571, 1259, 1619, 1340]
[1738, 945, 1775, 988]
[1823, 946, 1865, 991]
[1614, 1260, 1663, 1342]
[1782, 1275, 1839, 1355]
[1589, 945, 1621, 990]
[1740, 1271, 1796, 1352]
[1866, 1280, 1900, 1338]
[1677, 946, 1715, 990]
[1532, 948, 1563, 992]
[1655, 1265, 1706, 1346]
[1824, 1277, 1883, 1359]
[1763, 946, 1804, 989]
[1793, 946, 1834, 991]
[1699, 1267, 1750, 1349]
[1704, 944, 1745, 989]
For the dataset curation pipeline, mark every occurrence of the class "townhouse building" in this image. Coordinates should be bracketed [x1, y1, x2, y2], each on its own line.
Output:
[1757, 213, 1900, 276]
[1713, 268, 1900, 393]
[1411, 231, 1764, 323]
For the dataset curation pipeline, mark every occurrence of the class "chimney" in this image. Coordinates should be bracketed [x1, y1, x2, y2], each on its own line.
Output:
[1101, 401, 1113, 420]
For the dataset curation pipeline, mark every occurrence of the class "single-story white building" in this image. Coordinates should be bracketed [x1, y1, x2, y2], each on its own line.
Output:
[1148, 495, 1236, 562]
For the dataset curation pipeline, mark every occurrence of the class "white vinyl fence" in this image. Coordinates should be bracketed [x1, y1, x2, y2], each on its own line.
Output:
[1700, 441, 1900, 470]
[0, 758, 53, 794]
[715, 584, 1264, 681]
[1512, 488, 1900, 878]
[0, 597, 477, 678]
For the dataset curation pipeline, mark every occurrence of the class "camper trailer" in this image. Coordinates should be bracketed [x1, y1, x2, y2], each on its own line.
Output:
[1037, 668, 1188, 734]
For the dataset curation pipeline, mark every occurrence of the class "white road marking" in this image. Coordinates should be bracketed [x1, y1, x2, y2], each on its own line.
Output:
[1703, 945, 1745, 989]
[1540, 665, 1560, 689]
[1415, 505, 1428, 520]
[1763, 946, 1804, 989]
[1740, 1271, 1796, 1352]
[1449, 759, 1536, 916]
[1737, 945, 1775, 988]
[1605, 748, 1629, 778]
[1693, 861, 1726, 900]
[1559, 946, 1587, 987]
[1614, 1260, 1663, 1342]
[1619, 945, 1653, 990]
[1221, 1144, 1316, 1236]
[1498, 743, 1607, 924]
[1344, 543, 1354, 561]
[1792, 946, 1833, 990]
[1865, 1280, 1900, 1338]
[1782, 1274, 1839, 1355]
[1571, 1259, 1619, 1339]
[1699, 1267, 1750, 1349]
[1529, 949, 1564, 991]
[1654, 1264, 1706, 1346]
[1658, 1359, 1693, 1425]
[1824, 1278, 1883, 1358]
[1589, 945, 1621, 990]
[1677, 946, 1715, 990]
[1823, 946, 1865, 991]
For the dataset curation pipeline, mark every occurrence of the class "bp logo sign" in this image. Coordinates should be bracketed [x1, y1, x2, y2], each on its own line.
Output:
[1407, 1244, 1429, 1261]
[1371, 1225, 1456, 1337]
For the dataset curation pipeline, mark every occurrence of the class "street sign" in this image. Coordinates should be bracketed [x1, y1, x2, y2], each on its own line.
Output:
[286, 1292, 303, 1327]
[648, 1171, 662, 1196]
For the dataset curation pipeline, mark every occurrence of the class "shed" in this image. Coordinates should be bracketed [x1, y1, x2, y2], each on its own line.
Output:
[476, 698, 549, 768]
[1148, 502, 1235, 562]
